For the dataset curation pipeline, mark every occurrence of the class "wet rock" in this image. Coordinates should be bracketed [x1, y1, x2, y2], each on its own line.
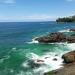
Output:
[55, 54, 58, 56]
[27, 60, 41, 68]
[53, 58, 58, 61]
[62, 51, 75, 63]
[37, 59, 44, 62]
[44, 51, 75, 75]
[35, 32, 66, 43]
[70, 29, 75, 32]
[45, 57, 50, 59]
[67, 36, 75, 43]
[35, 32, 75, 43]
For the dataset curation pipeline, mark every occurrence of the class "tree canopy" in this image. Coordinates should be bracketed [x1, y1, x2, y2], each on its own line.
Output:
[56, 15, 75, 22]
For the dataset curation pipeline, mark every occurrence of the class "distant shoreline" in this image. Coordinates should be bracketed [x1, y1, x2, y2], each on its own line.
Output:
[56, 15, 75, 23]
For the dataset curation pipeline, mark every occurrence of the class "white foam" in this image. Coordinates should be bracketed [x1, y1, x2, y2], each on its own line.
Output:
[22, 62, 29, 68]
[26, 53, 39, 60]
[23, 52, 64, 75]
[22, 43, 75, 75]
[10, 69, 14, 73]
[17, 71, 33, 75]
[27, 38, 39, 44]
[58, 29, 70, 32]
[66, 43, 75, 50]
[0, 55, 10, 63]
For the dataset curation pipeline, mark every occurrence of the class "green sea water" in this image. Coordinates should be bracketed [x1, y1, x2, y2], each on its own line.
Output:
[0, 22, 75, 75]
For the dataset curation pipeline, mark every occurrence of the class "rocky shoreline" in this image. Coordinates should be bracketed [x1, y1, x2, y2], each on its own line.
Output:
[35, 29, 75, 43]
[34, 29, 75, 75]
[42, 29, 75, 75]
[44, 51, 75, 75]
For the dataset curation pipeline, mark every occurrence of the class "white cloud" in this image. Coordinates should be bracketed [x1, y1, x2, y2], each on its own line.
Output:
[66, 0, 74, 2]
[4, 0, 15, 3]
[0, 0, 15, 4]
[0, 15, 57, 22]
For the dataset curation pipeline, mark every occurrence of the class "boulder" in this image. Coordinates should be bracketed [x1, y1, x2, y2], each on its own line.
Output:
[62, 51, 75, 63]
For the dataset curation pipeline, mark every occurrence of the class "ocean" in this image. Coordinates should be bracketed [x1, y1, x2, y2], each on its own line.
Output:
[0, 22, 75, 75]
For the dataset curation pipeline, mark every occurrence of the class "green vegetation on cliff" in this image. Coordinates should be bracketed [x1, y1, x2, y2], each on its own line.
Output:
[56, 15, 75, 22]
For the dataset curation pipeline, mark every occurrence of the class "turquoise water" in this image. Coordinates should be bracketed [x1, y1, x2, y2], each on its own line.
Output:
[0, 22, 75, 75]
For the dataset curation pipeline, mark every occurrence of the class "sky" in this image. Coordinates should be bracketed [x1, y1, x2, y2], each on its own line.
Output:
[0, 0, 75, 22]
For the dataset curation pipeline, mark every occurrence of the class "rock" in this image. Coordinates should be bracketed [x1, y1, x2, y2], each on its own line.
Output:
[70, 29, 75, 32]
[45, 57, 50, 59]
[35, 32, 75, 43]
[62, 51, 75, 63]
[35, 32, 66, 43]
[53, 58, 58, 61]
[34, 59, 45, 65]
[55, 54, 58, 56]
[37, 59, 44, 62]
[44, 51, 75, 75]
[67, 36, 75, 43]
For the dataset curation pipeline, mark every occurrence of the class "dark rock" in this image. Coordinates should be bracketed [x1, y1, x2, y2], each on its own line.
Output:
[35, 32, 66, 43]
[53, 58, 58, 61]
[55, 54, 58, 56]
[35, 32, 75, 43]
[66, 36, 75, 43]
[27, 60, 41, 68]
[37, 59, 44, 62]
[45, 57, 50, 59]
[44, 51, 75, 75]
[62, 51, 75, 63]
[70, 29, 75, 32]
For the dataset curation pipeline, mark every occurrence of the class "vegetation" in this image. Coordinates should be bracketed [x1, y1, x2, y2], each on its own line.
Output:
[56, 15, 75, 22]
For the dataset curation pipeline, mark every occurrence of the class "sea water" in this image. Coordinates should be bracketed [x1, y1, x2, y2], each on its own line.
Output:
[0, 22, 75, 75]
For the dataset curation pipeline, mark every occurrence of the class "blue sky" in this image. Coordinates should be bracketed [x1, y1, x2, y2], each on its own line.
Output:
[0, 0, 75, 21]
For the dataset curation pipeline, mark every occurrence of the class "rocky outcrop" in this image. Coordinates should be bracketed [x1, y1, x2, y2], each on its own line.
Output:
[66, 36, 75, 43]
[35, 32, 66, 43]
[70, 29, 75, 32]
[62, 51, 75, 63]
[35, 32, 75, 43]
[44, 51, 75, 75]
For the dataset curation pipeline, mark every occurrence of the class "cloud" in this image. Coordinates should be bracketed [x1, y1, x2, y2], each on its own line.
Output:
[4, 0, 15, 3]
[0, 15, 57, 22]
[0, 0, 15, 4]
[66, 0, 74, 2]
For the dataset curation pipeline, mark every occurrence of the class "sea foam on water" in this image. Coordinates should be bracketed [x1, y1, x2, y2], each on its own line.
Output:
[22, 52, 64, 75]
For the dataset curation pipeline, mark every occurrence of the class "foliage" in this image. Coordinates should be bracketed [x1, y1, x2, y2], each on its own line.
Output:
[56, 15, 75, 22]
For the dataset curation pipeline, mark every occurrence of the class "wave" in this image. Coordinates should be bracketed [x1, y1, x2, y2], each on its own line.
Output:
[22, 42, 75, 75]
[22, 52, 64, 75]
[0, 55, 10, 63]
[27, 38, 68, 44]
[66, 43, 75, 50]
[58, 29, 70, 32]
[27, 37, 39, 44]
